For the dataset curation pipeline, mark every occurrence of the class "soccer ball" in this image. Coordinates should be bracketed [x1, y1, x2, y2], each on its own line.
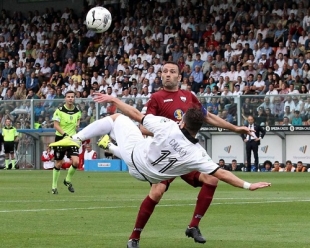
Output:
[85, 7, 112, 33]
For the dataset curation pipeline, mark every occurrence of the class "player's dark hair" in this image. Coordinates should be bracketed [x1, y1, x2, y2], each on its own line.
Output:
[65, 90, 75, 96]
[163, 61, 181, 75]
[183, 106, 204, 135]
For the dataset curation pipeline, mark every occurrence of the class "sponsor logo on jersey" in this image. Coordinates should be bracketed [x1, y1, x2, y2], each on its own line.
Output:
[160, 118, 170, 123]
[174, 109, 184, 120]
[224, 145, 231, 153]
[180, 96, 186, 102]
[164, 99, 173, 103]
[261, 145, 268, 153]
[299, 145, 307, 154]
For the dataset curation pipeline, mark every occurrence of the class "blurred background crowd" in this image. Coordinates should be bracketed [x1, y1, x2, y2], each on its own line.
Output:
[0, 0, 309, 130]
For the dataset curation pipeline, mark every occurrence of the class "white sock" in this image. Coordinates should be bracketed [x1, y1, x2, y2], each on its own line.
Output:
[72, 117, 114, 141]
[108, 143, 121, 158]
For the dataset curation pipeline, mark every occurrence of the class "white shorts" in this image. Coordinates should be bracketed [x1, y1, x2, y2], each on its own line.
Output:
[109, 115, 146, 181]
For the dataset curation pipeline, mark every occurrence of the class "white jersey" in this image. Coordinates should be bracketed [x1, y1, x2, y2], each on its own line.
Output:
[131, 114, 219, 183]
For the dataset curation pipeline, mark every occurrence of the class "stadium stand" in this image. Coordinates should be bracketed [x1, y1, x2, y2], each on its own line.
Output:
[0, 0, 309, 169]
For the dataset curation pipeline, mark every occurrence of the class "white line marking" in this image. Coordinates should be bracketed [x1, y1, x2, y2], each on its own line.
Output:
[0, 197, 303, 204]
[1, 199, 310, 213]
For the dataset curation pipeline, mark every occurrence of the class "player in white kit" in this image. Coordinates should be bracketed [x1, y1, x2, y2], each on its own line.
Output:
[50, 93, 271, 191]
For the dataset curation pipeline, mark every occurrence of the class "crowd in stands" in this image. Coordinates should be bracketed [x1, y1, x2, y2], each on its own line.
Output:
[218, 158, 310, 172]
[0, 0, 310, 129]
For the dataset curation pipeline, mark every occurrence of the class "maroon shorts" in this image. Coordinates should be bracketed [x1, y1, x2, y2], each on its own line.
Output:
[159, 171, 203, 191]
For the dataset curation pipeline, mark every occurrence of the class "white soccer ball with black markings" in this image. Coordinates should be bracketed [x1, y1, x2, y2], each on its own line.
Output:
[86, 7, 112, 33]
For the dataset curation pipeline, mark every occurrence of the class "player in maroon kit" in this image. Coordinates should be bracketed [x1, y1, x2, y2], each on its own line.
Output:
[126, 62, 252, 248]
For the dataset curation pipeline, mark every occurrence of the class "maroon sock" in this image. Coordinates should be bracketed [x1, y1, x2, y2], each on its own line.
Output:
[129, 196, 158, 240]
[189, 183, 217, 228]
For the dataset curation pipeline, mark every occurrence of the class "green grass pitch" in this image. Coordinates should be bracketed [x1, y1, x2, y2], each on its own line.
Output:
[1, 171, 310, 248]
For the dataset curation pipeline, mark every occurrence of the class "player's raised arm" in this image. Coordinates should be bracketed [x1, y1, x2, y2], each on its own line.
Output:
[204, 111, 252, 135]
[93, 93, 144, 123]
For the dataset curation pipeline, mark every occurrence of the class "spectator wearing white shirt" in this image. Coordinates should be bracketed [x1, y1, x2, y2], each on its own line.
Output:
[227, 65, 237, 83]
[235, 76, 246, 92]
[236, 34, 247, 47]
[39, 61, 52, 82]
[153, 58, 162, 73]
[151, 27, 163, 42]
[116, 60, 126, 73]
[138, 49, 148, 64]
[252, 44, 262, 63]
[203, 86, 214, 103]
[36, 26, 45, 44]
[276, 53, 285, 68]
[256, 24, 268, 40]
[235, 65, 246, 81]
[38, 81, 49, 96]
[61, 84, 68, 96]
[252, 73, 265, 94]
[265, 84, 279, 103]
[128, 48, 137, 66]
[87, 52, 97, 68]
[145, 48, 153, 64]
[34, 52, 45, 68]
[232, 43, 243, 58]
[67, 78, 75, 91]
[298, 30, 308, 50]
[124, 38, 133, 54]
[284, 96, 295, 113]
[163, 27, 174, 45]
[303, 9, 310, 31]
[258, 53, 267, 66]
[224, 45, 233, 63]
[232, 84, 242, 96]
[15, 61, 25, 77]
[247, 32, 257, 50]
[221, 85, 232, 96]
[74, 80, 83, 93]
[198, 46, 208, 61]
[61, 7, 71, 19]
[181, 17, 190, 32]
[273, 63, 282, 76]
[90, 71, 103, 85]
[140, 86, 152, 103]
[291, 96, 303, 112]
[271, 3, 283, 17]
[288, 84, 300, 95]
[110, 77, 119, 96]
[144, 66, 156, 85]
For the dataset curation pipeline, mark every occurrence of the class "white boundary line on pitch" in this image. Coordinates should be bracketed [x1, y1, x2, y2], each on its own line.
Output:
[1, 199, 310, 213]
[0, 197, 304, 203]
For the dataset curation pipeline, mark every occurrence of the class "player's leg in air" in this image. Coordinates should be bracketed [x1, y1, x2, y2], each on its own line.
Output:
[50, 115, 121, 157]
[49, 113, 144, 182]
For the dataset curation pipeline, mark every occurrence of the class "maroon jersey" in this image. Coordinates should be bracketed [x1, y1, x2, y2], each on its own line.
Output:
[146, 89, 203, 122]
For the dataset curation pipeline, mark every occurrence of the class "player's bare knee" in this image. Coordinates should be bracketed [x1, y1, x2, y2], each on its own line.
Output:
[149, 183, 166, 202]
[199, 173, 219, 186]
[71, 157, 79, 167]
[110, 113, 121, 121]
[55, 160, 62, 169]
